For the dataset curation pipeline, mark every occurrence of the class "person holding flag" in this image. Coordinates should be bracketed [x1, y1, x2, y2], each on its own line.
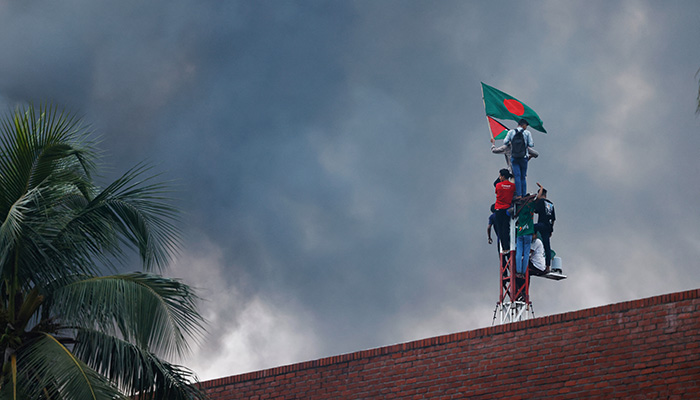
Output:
[489, 117, 538, 173]
[503, 119, 534, 198]
[482, 82, 546, 198]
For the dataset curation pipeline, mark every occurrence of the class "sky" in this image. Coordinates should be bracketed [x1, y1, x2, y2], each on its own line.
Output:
[1, 0, 699, 382]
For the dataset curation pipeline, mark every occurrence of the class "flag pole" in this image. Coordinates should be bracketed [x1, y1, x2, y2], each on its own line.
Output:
[481, 83, 491, 141]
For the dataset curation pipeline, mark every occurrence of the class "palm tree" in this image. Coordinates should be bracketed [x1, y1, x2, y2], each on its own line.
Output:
[0, 104, 206, 399]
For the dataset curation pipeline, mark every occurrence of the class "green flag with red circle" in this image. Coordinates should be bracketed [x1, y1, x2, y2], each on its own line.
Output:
[481, 82, 547, 133]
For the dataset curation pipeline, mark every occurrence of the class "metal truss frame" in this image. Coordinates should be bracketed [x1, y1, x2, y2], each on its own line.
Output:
[493, 211, 534, 325]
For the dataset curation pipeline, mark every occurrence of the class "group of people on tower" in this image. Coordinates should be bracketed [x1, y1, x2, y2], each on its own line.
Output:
[487, 119, 557, 278]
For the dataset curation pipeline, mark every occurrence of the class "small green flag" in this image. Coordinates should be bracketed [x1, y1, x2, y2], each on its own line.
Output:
[481, 82, 547, 133]
[487, 116, 509, 140]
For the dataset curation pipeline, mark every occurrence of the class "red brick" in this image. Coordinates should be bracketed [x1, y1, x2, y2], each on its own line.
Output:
[198, 288, 700, 399]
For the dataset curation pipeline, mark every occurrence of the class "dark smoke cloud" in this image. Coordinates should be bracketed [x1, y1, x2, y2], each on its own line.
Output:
[0, 0, 699, 378]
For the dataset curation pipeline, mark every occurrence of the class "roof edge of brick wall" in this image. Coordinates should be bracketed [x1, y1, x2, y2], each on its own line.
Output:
[198, 287, 700, 389]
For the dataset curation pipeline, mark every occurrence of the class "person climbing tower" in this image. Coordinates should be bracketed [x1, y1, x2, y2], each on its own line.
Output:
[493, 169, 515, 253]
[503, 119, 534, 198]
[490, 136, 538, 173]
[534, 182, 556, 269]
[514, 193, 536, 278]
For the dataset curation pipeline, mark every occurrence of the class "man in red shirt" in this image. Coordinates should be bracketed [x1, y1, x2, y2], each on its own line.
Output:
[494, 169, 515, 252]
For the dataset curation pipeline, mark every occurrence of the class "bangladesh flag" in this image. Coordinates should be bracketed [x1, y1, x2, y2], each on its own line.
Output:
[487, 116, 509, 140]
[481, 82, 547, 133]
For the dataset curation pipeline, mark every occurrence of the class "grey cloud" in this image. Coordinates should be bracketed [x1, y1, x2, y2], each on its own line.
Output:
[0, 0, 699, 379]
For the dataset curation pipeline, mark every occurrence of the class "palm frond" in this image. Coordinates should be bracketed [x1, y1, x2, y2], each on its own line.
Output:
[54, 164, 181, 273]
[0, 186, 34, 271]
[0, 104, 96, 212]
[0, 104, 101, 284]
[15, 332, 126, 400]
[73, 328, 206, 400]
[50, 273, 205, 359]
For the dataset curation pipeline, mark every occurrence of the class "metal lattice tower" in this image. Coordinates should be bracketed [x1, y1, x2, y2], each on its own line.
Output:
[492, 202, 567, 325]
[493, 215, 534, 325]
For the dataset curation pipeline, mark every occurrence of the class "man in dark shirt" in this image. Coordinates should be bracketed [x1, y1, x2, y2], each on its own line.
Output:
[534, 182, 556, 268]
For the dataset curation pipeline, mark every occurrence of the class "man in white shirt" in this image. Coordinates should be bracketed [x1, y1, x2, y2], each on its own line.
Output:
[529, 233, 548, 275]
[490, 136, 538, 173]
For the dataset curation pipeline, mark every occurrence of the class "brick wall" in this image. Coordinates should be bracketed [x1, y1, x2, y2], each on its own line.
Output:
[200, 288, 700, 399]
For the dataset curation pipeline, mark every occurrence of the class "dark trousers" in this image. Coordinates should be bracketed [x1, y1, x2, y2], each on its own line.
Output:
[535, 222, 553, 266]
[495, 209, 511, 252]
